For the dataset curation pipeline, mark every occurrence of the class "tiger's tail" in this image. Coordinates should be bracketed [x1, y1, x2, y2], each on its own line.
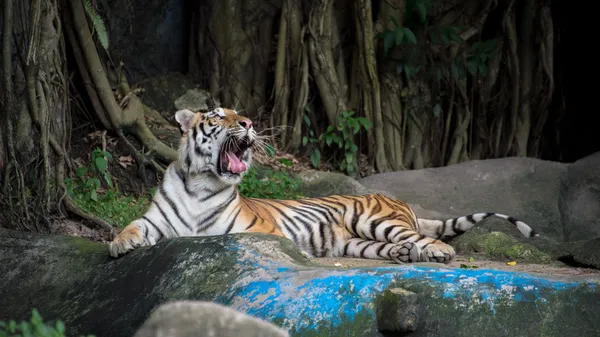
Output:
[417, 212, 538, 240]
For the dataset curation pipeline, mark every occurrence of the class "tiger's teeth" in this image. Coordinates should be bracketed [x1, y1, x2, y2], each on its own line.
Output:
[227, 162, 231, 170]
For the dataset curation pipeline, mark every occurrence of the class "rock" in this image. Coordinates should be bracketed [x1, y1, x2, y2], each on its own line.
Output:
[374, 288, 420, 333]
[174, 89, 211, 112]
[296, 170, 394, 198]
[450, 224, 551, 264]
[563, 237, 600, 269]
[1, 228, 600, 337]
[558, 151, 600, 242]
[449, 216, 563, 263]
[138, 72, 198, 115]
[106, 0, 188, 83]
[360, 157, 568, 242]
[133, 301, 289, 337]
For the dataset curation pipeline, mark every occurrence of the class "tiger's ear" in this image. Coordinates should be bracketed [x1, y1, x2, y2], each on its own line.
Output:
[175, 109, 196, 132]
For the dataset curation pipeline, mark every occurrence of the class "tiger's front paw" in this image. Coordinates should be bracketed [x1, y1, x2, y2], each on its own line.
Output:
[108, 224, 144, 258]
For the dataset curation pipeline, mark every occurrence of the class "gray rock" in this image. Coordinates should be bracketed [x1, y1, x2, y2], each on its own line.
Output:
[138, 72, 198, 114]
[563, 237, 600, 269]
[558, 151, 600, 241]
[374, 288, 420, 333]
[360, 157, 568, 242]
[133, 301, 289, 337]
[296, 170, 394, 198]
[174, 88, 211, 112]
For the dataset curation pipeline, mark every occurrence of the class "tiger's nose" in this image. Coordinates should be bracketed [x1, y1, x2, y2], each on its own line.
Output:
[238, 119, 253, 129]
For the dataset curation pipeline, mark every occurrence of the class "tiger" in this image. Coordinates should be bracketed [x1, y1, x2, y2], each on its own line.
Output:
[108, 107, 538, 263]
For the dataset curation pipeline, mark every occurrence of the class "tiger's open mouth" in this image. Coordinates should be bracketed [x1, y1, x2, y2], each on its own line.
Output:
[217, 137, 251, 176]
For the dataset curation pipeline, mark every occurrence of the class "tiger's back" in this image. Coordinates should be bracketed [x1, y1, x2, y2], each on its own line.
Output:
[108, 108, 537, 263]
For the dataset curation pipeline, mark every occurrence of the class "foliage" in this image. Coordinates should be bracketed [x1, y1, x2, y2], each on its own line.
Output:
[301, 107, 322, 169]
[83, 0, 109, 50]
[0, 309, 94, 337]
[321, 110, 372, 176]
[302, 109, 371, 176]
[377, 0, 500, 84]
[239, 167, 302, 200]
[65, 148, 150, 228]
[65, 148, 113, 202]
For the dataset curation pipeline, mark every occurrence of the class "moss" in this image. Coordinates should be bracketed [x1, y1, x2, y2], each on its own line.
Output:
[452, 228, 551, 263]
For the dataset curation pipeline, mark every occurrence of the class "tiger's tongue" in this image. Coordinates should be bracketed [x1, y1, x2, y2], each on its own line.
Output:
[226, 152, 247, 173]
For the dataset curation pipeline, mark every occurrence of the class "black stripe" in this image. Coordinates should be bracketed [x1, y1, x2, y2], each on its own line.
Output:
[294, 199, 339, 223]
[245, 216, 258, 230]
[376, 242, 387, 257]
[466, 214, 476, 224]
[225, 208, 241, 234]
[159, 183, 192, 231]
[152, 200, 181, 236]
[196, 191, 237, 232]
[268, 203, 303, 232]
[360, 241, 376, 257]
[175, 168, 196, 197]
[318, 222, 326, 256]
[350, 199, 362, 236]
[383, 226, 394, 241]
[439, 220, 448, 239]
[142, 216, 166, 239]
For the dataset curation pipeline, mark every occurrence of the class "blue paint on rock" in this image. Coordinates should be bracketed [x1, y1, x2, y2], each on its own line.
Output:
[215, 241, 598, 333]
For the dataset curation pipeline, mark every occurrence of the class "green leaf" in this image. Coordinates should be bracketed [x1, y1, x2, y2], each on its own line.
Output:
[466, 60, 478, 75]
[357, 117, 372, 130]
[416, 2, 427, 22]
[478, 63, 488, 77]
[310, 149, 321, 169]
[264, 143, 276, 157]
[389, 15, 399, 29]
[448, 29, 461, 42]
[303, 115, 311, 126]
[90, 189, 98, 202]
[94, 157, 107, 173]
[76, 166, 88, 177]
[277, 158, 293, 167]
[56, 321, 65, 334]
[433, 103, 441, 118]
[404, 64, 413, 79]
[302, 136, 308, 146]
[451, 62, 459, 79]
[345, 152, 354, 165]
[103, 172, 113, 187]
[403, 27, 417, 44]
[395, 28, 404, 46]
[383, 31, 395, 55]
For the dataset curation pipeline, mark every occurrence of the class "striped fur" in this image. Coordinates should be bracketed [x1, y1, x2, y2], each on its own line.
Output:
[108, 108, 538, 263]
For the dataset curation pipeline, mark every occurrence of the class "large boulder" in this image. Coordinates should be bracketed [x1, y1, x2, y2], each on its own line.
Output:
[359, 157, 568, 242]
[1, 228, 599, 337]
[558, 151, 600, 242]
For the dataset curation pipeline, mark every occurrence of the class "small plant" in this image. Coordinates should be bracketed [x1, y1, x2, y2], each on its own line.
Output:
[302, 111, 321, 169]
[239, 167, 302, 200]
[0, 308, 94, 337]
[321, 110, 371, 176]
[66, 148, 113, 202]
[65, 148, 150, 228]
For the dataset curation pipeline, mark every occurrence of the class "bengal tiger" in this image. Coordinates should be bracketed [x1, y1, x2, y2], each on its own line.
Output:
[108, 107, 538, 263]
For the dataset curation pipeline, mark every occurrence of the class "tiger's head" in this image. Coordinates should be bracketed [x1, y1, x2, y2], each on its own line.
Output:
[174, 107, 256, 185]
